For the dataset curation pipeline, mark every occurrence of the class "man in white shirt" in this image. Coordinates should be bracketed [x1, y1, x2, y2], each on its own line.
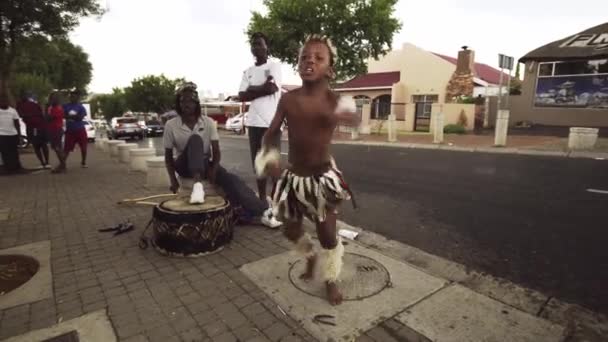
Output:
[238, 32, 282, 204]
[0, 92, 24, 174]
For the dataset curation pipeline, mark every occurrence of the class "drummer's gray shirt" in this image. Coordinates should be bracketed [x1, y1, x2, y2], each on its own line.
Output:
[163, 115, 219, 157]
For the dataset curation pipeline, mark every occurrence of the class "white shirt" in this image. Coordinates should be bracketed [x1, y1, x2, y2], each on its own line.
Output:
[239, 60, 282, 128]
[0, 107, 19, 136]
[163, 115, 219, 158]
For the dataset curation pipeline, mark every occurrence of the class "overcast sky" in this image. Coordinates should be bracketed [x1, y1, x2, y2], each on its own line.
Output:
[70, 0, 607, 96]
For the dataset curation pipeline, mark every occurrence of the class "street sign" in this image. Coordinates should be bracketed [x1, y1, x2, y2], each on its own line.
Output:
[498, 54, 514, 70]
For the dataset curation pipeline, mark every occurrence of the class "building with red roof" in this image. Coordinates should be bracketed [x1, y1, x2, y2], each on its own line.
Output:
[334, 43, 505, 132]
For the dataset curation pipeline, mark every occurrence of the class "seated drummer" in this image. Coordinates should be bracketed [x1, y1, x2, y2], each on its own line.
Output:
[163, 82, 281, 229]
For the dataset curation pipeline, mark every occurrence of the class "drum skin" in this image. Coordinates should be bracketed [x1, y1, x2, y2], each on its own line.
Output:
[151, 195, 236, 257]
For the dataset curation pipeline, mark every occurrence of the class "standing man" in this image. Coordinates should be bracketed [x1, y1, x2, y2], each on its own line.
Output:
[63, 90, 88, 168]
[16, 91, 50, 168]
[0, 92, 24, 174]
[238, 32, 283, 205]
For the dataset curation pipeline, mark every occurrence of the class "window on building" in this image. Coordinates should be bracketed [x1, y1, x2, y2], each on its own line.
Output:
[535, 59, 608, 109]
[412, 95, 439, 103]
[371, 95, 391, 120]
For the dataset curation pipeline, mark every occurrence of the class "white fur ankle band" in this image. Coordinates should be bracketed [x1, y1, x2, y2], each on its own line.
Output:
[293, 233, 315, 258]
[319, 237, 345, 283]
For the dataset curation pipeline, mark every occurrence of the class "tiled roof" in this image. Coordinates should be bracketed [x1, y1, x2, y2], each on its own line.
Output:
[334, 72, 401, 90]
[433, 53, 508, 85]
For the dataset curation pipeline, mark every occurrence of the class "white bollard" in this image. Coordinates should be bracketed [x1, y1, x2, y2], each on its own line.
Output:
[117, 143, 138, 163]
[107, 140, 125, 159]
[494, 110, 510, 147]
[568, 127, 598, 150]
[387, 114, 397, 142]
[101, 138, 111, 152]
[97, 138, 108, 150]
[146, 156, 170, 188]
[129, 148, 156, 172]
[433, 111, 445, 144]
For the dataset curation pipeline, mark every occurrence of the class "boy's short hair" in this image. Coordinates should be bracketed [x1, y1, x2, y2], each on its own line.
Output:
[250, 32, 269, 46]
[301, 34, 337, 67]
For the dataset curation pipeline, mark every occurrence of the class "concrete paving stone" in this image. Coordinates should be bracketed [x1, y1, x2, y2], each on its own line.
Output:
[76, 278, 100, 290]
[100, 279, 123, 291]
[29, 315, 57, 331]
[170, 317, 199, 334]
[179, 327, 206, 342]
[193, 311, 219, 326]
[365, 326, 400, 342]
[264, 321, 293, 341]
[56, 308, 83, 322]
[355, 334, 376, 342]
[233, 294, 256, 309]
[104, 285, 127, 298]
[242, 302, 267, 317]
[280, 334, 305, 342]
[220, 310, 249, 330]
[396, 284, 565, 342]
[126, 281, 147, 293]
[122, 334, 149, 342]
[213, 331, 239, 342]
[145, 323, 177, 342]
[83, 300, 107, 313]
[116, 321, 145, 339]
[233, 324, 263, 341]
[179, 291, 203, 304]
[202, 320, 229, 337]
[0, 323, 29, 339]
[249, 311, 276, 331]
[185, 301, 209, 315]
[245, 336, 272, 342]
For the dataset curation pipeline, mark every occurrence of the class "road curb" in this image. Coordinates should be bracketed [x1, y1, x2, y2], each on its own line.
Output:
[335, 220, 608, 341]
[218, 132, 608, 160]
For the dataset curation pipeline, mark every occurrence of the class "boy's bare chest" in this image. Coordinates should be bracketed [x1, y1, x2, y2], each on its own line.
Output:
[287, 97, 336, 125]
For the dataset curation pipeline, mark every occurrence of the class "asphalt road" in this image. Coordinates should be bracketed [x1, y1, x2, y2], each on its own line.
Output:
[142, 134, 608, 314]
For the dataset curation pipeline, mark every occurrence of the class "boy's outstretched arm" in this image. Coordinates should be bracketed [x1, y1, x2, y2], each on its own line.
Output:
[262, 96, 286, 150]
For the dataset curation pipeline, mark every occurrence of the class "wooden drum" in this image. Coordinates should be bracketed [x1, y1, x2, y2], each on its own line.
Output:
[148, 195, 236, 257]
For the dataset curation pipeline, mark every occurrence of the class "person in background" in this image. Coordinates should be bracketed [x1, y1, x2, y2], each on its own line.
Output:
[47, 92, 67, 173]
[238, 32, 283, 206]
[0, 92, 25, 174]
[16, 90, 49, 168]
[63, 90, 88, 168]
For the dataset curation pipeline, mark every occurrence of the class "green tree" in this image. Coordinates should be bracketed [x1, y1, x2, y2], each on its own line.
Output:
[510, 62, 522, 95]
[0, 0, 103, 99]
[12, 73, 54, 105]
[247, 0, 402, 81]
[95, 88, 128, 122]
[13, 37, 92, 93]
[124, 75, 184, 113]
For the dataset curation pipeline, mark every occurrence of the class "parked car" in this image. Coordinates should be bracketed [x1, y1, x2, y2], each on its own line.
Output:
[84, 120, 96, 142]
[225, 113, 247, 134]
[145, 120, 164, 137]
[108, 117, 144, 140]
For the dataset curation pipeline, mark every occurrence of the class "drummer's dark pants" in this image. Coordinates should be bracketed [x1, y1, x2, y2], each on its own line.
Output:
[174, 135, 268, 218]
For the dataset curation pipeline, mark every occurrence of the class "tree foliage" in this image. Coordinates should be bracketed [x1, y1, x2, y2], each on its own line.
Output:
[13, 36, 92, 93]
[247, 0, 402, 81]
[93, 88, 129, 122]
[0, 0, 103, 97]
[124, 75, 184, 113]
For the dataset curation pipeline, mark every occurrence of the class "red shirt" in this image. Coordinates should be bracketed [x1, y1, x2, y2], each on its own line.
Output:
[47, 105, 64, 131]
[16, 100, 45, 129]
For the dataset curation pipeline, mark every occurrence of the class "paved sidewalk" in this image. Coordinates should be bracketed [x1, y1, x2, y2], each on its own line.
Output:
[0, 147, 605, 341]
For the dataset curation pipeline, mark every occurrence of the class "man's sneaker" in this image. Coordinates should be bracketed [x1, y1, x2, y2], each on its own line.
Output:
[261, 208, 282, 229]
[189, 182, 205, 204]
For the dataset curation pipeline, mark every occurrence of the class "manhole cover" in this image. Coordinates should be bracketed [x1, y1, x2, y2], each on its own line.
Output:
[0, 255, 40, 296]
[289, 253, 391, 301]
[42, 331, 79, 342]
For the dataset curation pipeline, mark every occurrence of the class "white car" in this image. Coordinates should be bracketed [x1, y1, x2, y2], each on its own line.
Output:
[225, 113, 246, 133]
[84, 120, 96, 142]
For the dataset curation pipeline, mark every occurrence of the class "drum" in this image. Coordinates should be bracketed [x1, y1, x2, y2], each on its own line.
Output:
[147, 195, 236, 257]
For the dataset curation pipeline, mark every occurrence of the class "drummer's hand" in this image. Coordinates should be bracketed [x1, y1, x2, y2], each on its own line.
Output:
[169, 179, 180, 194]
[207, 165, 218, 184]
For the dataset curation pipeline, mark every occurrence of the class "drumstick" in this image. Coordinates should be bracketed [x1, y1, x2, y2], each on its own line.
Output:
[131, 201, 159, 206]
[117, 193, 177, 204]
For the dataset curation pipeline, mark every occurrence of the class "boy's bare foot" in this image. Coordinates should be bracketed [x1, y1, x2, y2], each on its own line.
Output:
[299, 255, 316, 281]
[326, 282, 343, 306]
